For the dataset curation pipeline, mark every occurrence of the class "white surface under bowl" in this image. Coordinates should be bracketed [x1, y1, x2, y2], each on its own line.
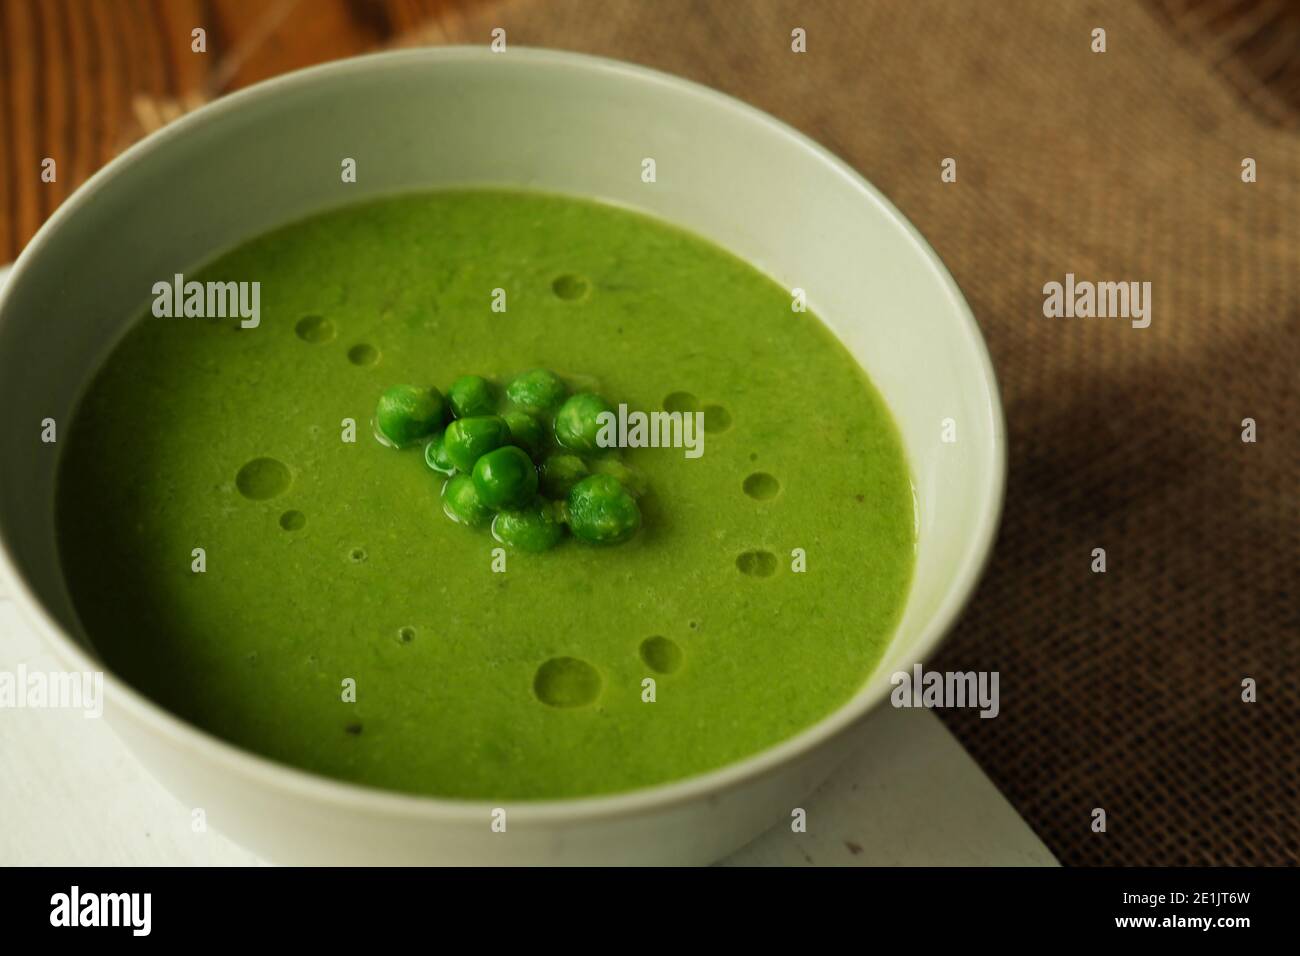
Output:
[0, 48, 1004, 864]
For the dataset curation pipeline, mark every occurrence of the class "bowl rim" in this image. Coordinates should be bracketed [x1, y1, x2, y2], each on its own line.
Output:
[0, 45, 1007, 825]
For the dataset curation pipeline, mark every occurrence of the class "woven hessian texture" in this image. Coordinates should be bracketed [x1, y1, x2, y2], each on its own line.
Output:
[416, 0, 1300, 865]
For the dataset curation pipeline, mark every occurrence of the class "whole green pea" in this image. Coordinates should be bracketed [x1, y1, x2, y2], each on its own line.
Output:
[539, 454, 589, 499]
[375, 385, 446, 448]
[506, 368, 567, 416]
[567, 474, 641, 545]
[423, 431, 457, 475]
[554, 392, 615, 453]
[443, 415, 510, 472]
[492, 498, 566, 553]
[441, 474, 493, 527]
[447, 374, 496, 419]
[503, 410, 546, 457]
[472, 445, 538, 510]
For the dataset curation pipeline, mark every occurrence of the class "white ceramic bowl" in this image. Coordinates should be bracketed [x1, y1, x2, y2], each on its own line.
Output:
[0, 47, 1004, 865]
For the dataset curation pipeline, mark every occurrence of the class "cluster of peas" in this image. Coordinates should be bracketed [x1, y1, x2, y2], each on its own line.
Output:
[374, 369, 643, 552]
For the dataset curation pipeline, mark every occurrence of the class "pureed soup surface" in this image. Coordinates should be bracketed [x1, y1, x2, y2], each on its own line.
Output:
[57, 190, 915, 800]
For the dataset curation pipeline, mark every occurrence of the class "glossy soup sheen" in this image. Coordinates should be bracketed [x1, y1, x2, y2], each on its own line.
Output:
[56, 190, 915, 800]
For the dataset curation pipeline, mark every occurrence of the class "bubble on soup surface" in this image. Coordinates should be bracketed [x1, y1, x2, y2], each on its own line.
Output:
[279, 510, 306, 530]
[702, 404, 732, 432]
[236, 457, 291, 500]
[295, 315, 335, 343]
[533, 657, 602, 708]
[742, 472, 780, 500]
[639, 636, 683, 675]
[551, 274, 590, 300]
[663, 391, 699, 414]
[736, 550, 778, 577]
[348, 343, 379, 366]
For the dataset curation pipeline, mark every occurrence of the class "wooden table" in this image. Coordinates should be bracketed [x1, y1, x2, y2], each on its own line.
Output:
[0, 0, 477, 261]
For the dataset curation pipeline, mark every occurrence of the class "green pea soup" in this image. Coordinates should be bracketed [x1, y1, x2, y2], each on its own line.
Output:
[56, 190, 915, 800]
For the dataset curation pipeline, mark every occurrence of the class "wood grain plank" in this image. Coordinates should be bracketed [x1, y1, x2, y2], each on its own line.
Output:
[208, 0, 380, 91]
[59, 0, 99, 193]
[85, 0, 125, 171]
[115, 0, 164, 151]
[33, 0, 69, 224]
[3, 0, 42, 254]
[0, 0, 478, 259]
[0, 2, 12, 256]
[153, 0, 210, 94]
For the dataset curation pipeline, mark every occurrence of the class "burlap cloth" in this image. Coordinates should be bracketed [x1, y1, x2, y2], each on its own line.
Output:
[408, 0, 1300, 865]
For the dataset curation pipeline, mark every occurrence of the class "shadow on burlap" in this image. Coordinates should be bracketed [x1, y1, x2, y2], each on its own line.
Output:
[407, 0, 1300, 865]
